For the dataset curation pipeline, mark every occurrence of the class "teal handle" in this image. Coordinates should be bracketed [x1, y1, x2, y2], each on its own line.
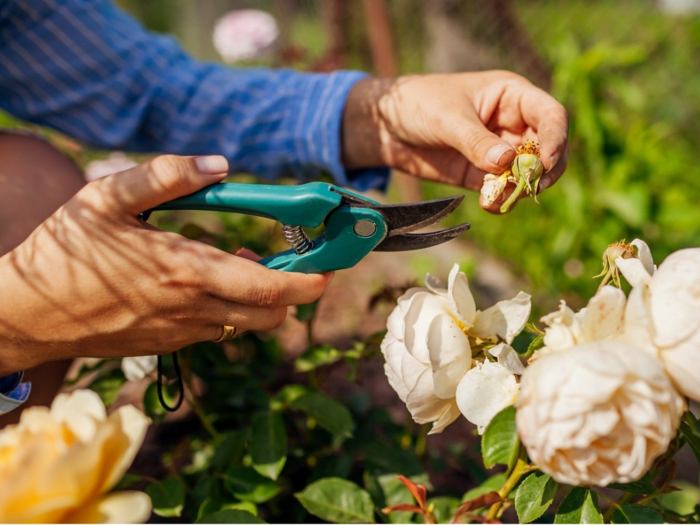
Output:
[154, 181, 386, 273]
[155, 181, 342, 227]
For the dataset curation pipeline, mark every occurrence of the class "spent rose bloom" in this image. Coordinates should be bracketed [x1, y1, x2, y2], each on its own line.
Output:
[623, 247, 700, 401]
[540, 285, 626, 353]
[0, 390, 151, 523]
[516, 341, 685, 486]
[213, 9, 279, 63]
[381, 264, 530, 434]
[122, 355, 158, 382]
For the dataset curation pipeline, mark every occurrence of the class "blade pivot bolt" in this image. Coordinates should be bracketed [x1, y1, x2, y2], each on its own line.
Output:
[354, 219, 377, 237]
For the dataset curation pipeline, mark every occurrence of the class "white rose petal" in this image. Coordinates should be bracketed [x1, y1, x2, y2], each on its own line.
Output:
[121, 355, 158, 382]
[615, 238, 656, 287]
[516, 341, 685, 486]
[474, 291, 531, 344]
[488, 343, 525, 375]
[456, 361, 518, 432]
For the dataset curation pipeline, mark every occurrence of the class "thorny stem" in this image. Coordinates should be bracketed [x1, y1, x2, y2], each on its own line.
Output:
[486, 448, 536, 520]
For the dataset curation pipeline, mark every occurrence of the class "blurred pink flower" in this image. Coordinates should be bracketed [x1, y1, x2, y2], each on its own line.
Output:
[212, 9, 279, 63]
[84, 152, 137, 181]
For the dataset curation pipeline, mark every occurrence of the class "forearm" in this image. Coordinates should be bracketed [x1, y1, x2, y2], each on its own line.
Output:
[342, 77, 390, 170]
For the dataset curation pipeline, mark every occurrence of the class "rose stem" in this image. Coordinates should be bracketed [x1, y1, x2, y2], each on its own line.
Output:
[486, 447, 536, 520]
[500, 177, 527, 214]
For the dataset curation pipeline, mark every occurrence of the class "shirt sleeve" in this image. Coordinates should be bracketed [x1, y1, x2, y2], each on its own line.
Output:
[0, 372, 31, 415]
[0, 0, 389, 191]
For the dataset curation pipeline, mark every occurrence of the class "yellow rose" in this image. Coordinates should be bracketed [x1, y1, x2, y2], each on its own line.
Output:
[0, 389, 151, 523]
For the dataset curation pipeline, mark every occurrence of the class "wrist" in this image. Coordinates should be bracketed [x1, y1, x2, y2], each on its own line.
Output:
[341, 77, 394, 170]
[0, 252, 48, 374]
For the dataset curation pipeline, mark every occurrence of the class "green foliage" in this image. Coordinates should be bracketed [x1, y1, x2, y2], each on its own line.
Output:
[146, 475, 186, 518]
[196, 509, 265, 524]
[290, 391, 355, 438]
[612, 503, 665, 523]
[250, 411, 287, 480]
[514, 472, 558, 523]
[680, 411, 700, 462]
[295, 478, 375, 523]
[88, 368, 126, 406]
[555, 487, 604, 524]
[481, 406, 519, 469]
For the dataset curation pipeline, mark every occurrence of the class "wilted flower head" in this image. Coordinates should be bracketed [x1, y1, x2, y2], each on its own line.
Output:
[0, 390, 151, 523]
[624, 247, 700, 401]
[212, 9, 279, 63]
[381, 264, 530, 434]
[516, 341, 684, 486]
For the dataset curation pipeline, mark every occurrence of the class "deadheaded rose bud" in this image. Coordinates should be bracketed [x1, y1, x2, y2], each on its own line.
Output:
[594, 240, 639, 288]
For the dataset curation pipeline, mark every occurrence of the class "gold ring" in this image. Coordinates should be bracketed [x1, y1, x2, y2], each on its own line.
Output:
[214, 325, 238, 342]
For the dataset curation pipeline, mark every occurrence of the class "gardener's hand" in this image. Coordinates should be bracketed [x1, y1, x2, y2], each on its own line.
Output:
[342, 71, 568, 210]
[0, 155, 331, 374]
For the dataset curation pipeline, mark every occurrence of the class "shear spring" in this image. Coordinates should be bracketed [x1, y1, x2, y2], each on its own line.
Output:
[282, 224, 312, 254]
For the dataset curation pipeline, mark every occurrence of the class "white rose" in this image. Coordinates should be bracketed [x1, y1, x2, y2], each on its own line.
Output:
[381, 264, 530, 434]
[122, 355, 158, 382]
[540, 285, 626, 353]
[455, 346, 521, 432]
[615, 238, 656, 287]
[624, 248, 700, 400]
[516, 341, 685, 486]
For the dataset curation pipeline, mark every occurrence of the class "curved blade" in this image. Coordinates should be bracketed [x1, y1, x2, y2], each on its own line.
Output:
[372, 195, 464, 234]
[374, 223, 470, 252]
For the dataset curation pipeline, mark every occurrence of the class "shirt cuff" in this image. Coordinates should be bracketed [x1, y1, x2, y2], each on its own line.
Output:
[295, 70, 390, 192]
[0, 372, 31, 415]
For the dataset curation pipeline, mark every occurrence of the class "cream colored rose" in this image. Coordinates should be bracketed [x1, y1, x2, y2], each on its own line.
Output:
[455, 346, 521, 432]
[516, 341, 685, 486]
[0, 389, 151, 523]
[624, 248, 700, 401]
[540, 285, 626, 353]
[122, 355, 158, 381]
[381, 264, 530, 434]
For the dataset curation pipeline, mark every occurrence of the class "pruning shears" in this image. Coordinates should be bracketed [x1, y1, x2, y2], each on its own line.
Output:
[150, 181, 469, 273]
[147, 181, 469, 412]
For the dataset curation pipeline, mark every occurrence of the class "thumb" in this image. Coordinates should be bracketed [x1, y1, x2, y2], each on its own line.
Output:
[449, 118, 516, 174]
[94, 154, 228, 216]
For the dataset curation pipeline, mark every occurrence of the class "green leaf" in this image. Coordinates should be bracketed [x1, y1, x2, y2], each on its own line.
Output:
[680, 411, 700, 462]
[295, 478, 375, 523]
[514, 472, 557, 523]
[295, 344, 343, 372]
[142, 381, 167, 421]
[146, 475, 186, 518]
[608, 472, 656, 495]
[481, 406, 519, 469]
[554, 488, 603, 524]
[612, 504, 664, 523]
[212, 432, 247, 470]
[656, 481, 700, 515]
[430, 497, 461, 523]
[250, 411, 287, 480]
[223, 467, 280, 503]
[462, 474, 507, 501]
[363, 442, 423, 477]
[196, 498, 259, 522]
[290, 392, 354, 438]
[196, 510, 265, 523]
[89, 368, 125, 406]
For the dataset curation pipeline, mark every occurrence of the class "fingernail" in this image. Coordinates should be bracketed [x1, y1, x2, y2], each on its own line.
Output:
[194, 155, 229, 174]
[486, 144, 514, 167]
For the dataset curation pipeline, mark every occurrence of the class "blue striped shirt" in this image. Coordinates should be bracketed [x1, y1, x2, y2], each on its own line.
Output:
[0, 0, 388, 190]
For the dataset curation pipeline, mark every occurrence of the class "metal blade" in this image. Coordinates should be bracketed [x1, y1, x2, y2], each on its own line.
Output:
[374, 223, 470, 252]
[373, 195, 464, 234]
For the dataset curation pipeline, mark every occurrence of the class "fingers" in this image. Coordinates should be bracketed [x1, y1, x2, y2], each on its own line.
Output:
[446, 114, 517, 175]
[186, 243, 333, 307]
[87, 154, 229, 216]
[519, 86, 568, 175]
[199, 299, 289, 332]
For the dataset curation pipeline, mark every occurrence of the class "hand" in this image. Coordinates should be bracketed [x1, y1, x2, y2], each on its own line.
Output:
[0, 155, 331, 374]
[342, 71, 568, 212]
